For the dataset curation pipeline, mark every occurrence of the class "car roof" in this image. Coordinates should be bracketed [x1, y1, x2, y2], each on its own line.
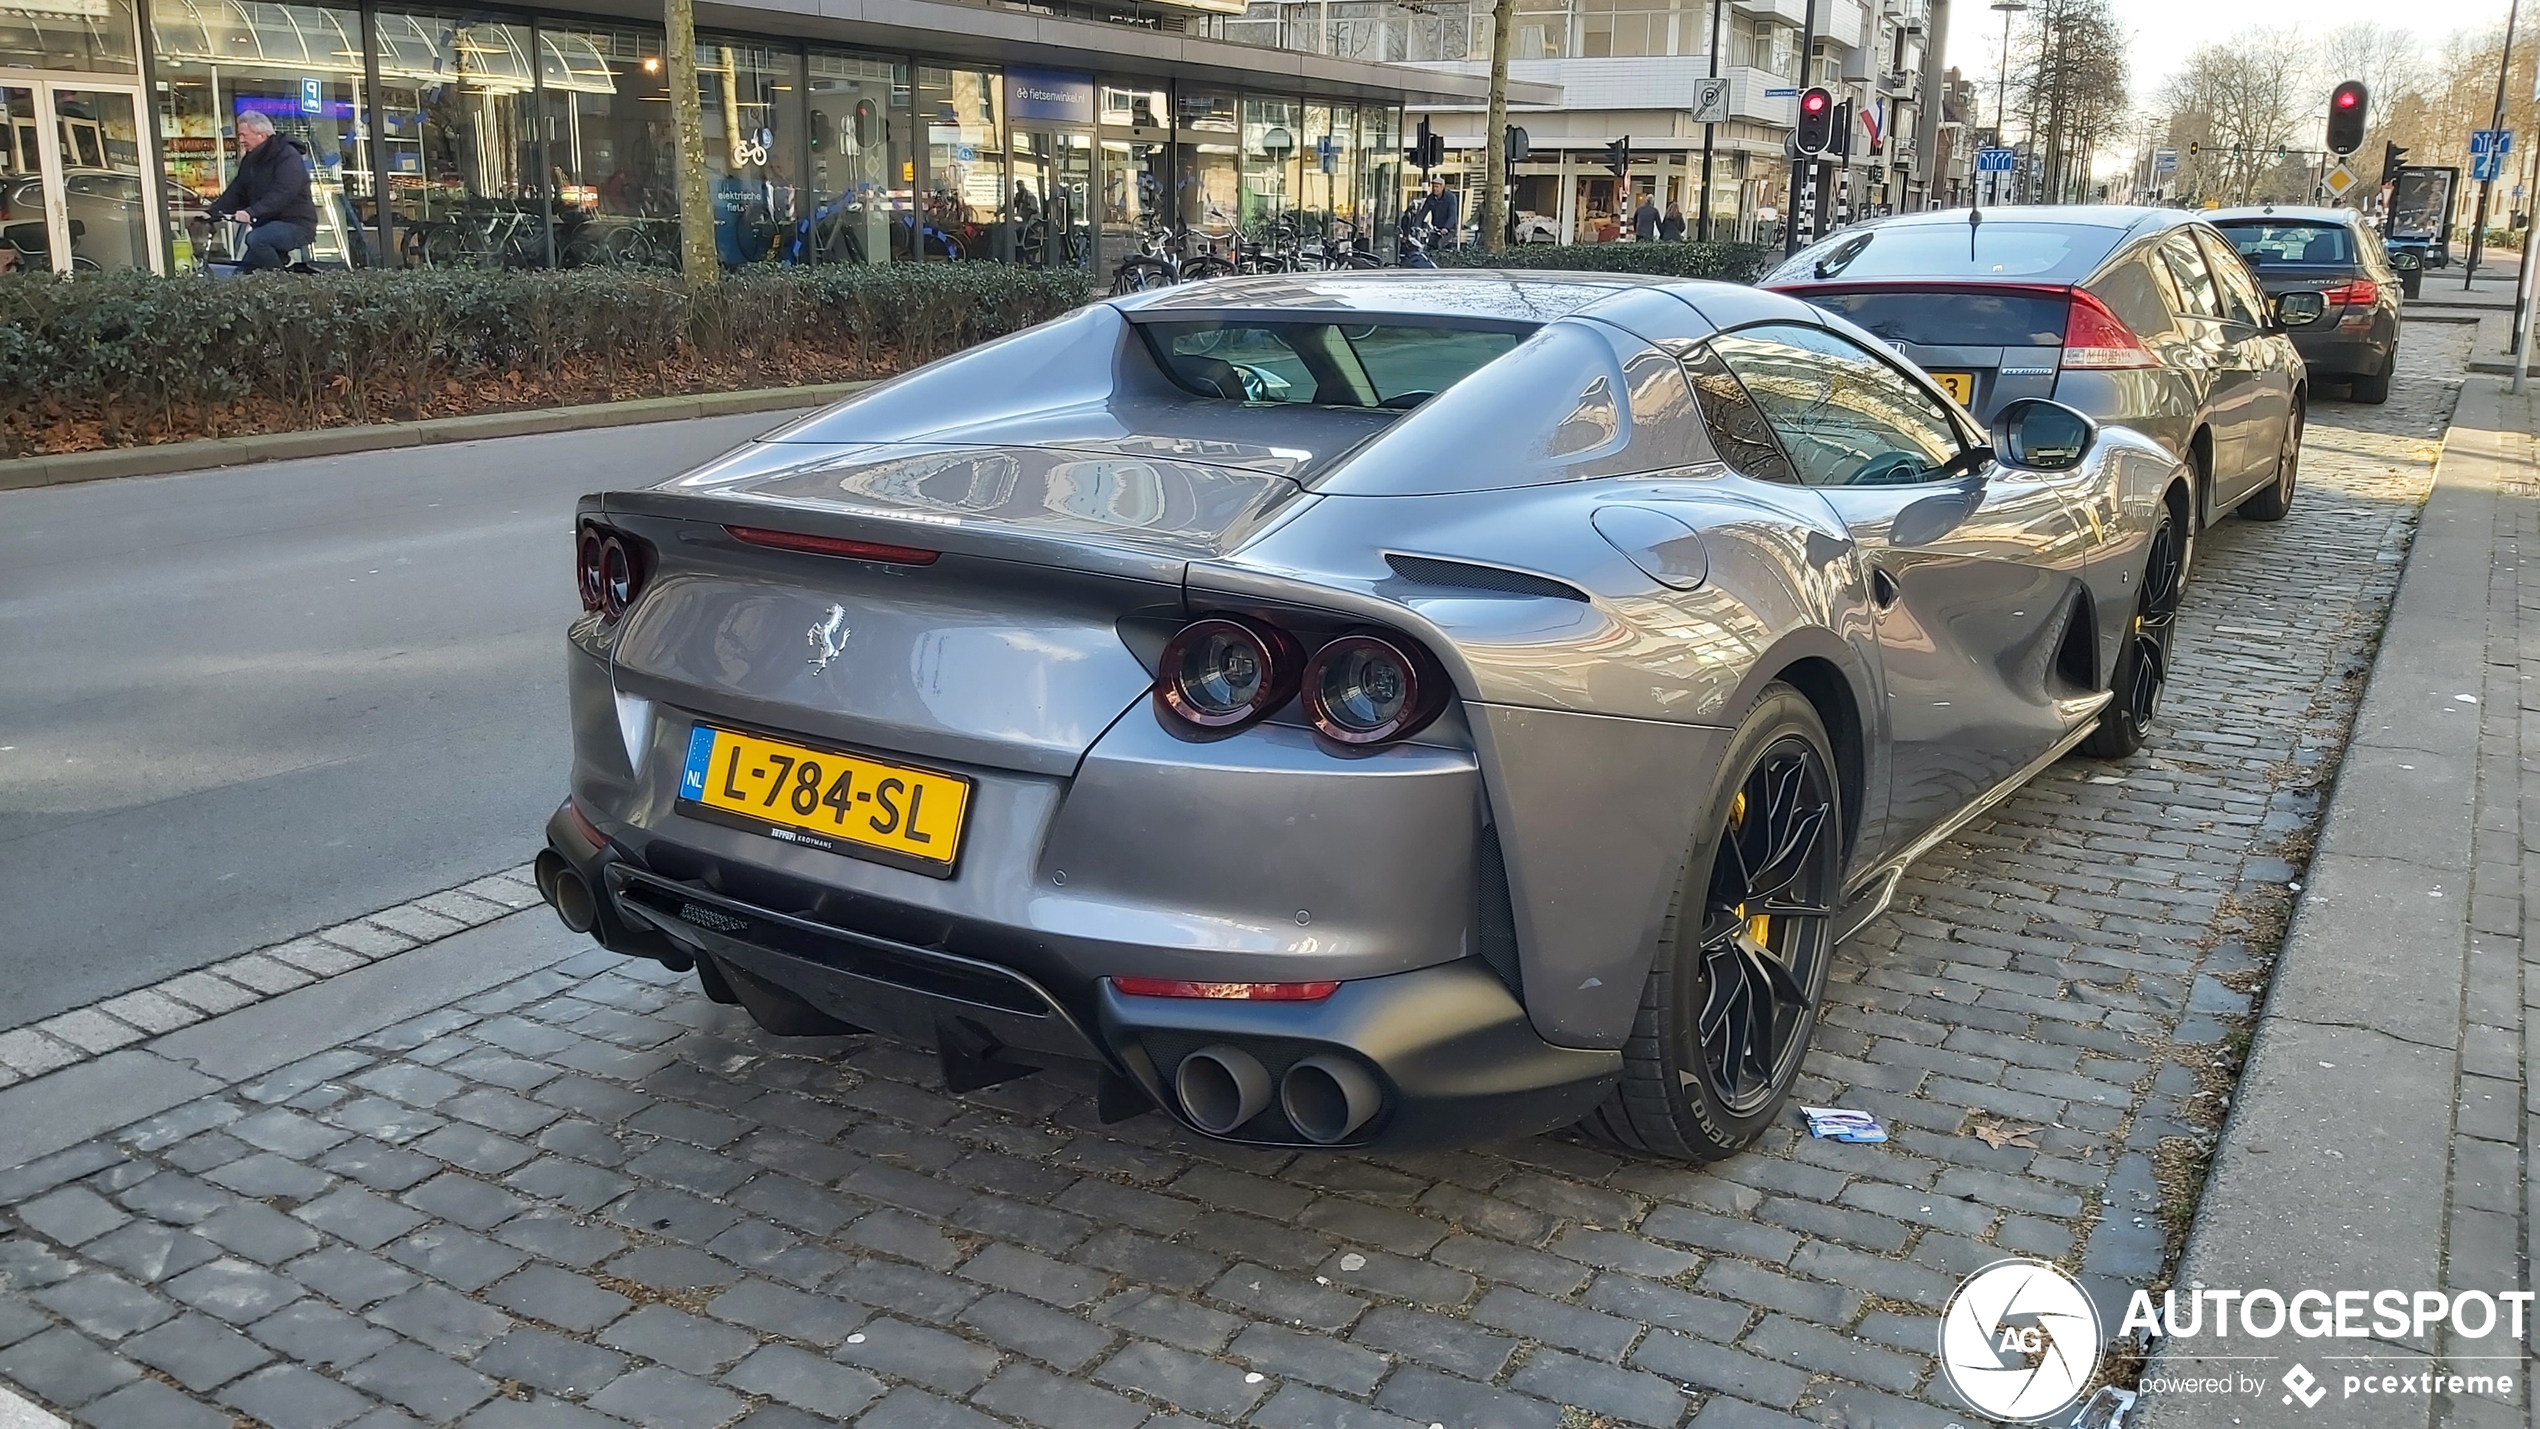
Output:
[1858, 203, 2195, 237]
[2204, 205, 2361, 225]
[1110, 269, 1687, 325]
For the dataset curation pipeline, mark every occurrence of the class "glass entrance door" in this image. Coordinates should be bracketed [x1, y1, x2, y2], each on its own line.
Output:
[1010, 126, 1091, 269]
[0, 80, 159, 274]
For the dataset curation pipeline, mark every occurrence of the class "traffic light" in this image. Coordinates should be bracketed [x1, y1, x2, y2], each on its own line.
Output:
[1406, 117, 1445, 173]
[2187, 140, 2199, 157]
[2327, 80, 2367, 156]
[1506, 125, 1530, 164]
[1603, 136, 1631, 178]
[2381, 140, 2409, 186]
[1831, 100, 1854, 160]
[1795, 86, 1835, 156]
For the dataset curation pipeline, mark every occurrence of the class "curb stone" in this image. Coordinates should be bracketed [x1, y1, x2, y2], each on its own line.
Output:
[0, 380, 875, 492]
[0, 864, 543, 1089]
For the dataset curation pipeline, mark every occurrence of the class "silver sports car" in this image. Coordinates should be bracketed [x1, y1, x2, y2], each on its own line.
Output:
[537, 271, 2189, 1161]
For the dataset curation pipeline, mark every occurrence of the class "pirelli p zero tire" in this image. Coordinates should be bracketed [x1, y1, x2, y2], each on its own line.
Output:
[1578, 682, 1842, 1161]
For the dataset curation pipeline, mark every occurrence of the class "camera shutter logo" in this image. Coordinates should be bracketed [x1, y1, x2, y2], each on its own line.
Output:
[1939, 1259, 2103, 1421]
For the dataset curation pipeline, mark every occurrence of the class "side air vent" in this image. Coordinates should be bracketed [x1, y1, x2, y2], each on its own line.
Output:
[1386, 555, 1589, 602]
[1474, 825, 1524, 999]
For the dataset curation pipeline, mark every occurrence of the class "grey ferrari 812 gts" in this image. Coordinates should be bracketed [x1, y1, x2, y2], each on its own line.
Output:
[537, 271, 2191, 1161]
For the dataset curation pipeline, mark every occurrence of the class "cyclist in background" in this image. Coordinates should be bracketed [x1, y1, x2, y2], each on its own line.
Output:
[206, 112, 317, 272]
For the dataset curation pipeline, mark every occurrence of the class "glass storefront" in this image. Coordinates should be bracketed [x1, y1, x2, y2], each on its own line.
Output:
[801, 48, 905, 263]
[8, 0, 1409, 277]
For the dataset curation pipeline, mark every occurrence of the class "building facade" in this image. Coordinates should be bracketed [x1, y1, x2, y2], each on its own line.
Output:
[1, 0, 1535, 274]
[1224, 0, 1948, 245]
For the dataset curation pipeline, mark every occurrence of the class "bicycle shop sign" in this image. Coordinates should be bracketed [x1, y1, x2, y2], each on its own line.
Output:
[1007, 69, 1095, 125]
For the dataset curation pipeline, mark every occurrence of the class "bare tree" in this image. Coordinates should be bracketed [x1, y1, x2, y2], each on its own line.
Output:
[2007, 0, 2128, 202]
[2158, 31, 2310, 203]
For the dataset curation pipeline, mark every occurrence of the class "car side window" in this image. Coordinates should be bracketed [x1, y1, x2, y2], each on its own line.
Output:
[1678, 342, 1799, 484]
[2196, 229, 2267, 326]
[2159, 234, 2224, 322]
[2087, 251, 2178, 342]
[1709, 323, 1965, 489]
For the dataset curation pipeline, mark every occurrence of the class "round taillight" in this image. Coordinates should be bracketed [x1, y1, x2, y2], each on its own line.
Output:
[1156, 617, 1297, 730]
[1304, 634, 1436, 745]
[599, 537, 634, 617]
[577, 527, 606, 612]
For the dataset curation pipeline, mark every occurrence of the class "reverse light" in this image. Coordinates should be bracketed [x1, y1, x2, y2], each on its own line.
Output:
[1111, 977, 1341, 1001]
[1303, 633, 1440, 745]
[2061, 289, 2160, 370]
[725, 524, 941, 566]
[1156, 617, 1300, 731]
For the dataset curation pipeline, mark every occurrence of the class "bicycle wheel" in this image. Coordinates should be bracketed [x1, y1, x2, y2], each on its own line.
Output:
[606, 226, 653, 268]
[421, 224, 464, 268]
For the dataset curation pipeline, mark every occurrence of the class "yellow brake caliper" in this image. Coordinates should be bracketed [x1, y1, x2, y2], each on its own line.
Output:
[1730, 792, 1770, 947]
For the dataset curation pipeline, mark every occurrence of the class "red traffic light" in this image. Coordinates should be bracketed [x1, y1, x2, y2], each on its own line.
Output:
[2327, 80, 2368, 156]
[1802, 91, 1829, 114]
[2336, 90, 2359, 108]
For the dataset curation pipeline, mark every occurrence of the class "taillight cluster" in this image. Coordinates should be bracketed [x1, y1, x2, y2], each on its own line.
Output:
[1154, 615, 1446, 747]
[576, 520, 651, 620]
[2060, 289, 2160, 370]
[2319, 279, 2379, 308]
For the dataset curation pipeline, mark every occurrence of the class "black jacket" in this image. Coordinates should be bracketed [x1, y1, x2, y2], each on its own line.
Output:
[1631, 201, 1660, 241]
[210, 137, 319, 229]
[1408, 189, 1459, 240]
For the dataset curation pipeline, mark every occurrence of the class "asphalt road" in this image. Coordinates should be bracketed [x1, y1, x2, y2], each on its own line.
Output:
[0, 413, 793, 1031]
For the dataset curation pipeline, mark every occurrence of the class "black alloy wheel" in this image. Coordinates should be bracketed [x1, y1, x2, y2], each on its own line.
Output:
[1580, 682, 1843, 1161]
[2081, 514, 2185, 759]
[1693, 738, 1840, 1115]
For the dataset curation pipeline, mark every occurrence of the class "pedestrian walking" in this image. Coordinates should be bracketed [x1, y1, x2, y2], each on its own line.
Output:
[1659, 203, 1686, 242]
[1631, 193, 1659, 242]
[205, 111, 317, 272]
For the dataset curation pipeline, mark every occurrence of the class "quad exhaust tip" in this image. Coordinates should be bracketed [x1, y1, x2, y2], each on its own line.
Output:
[1175, 1045, 1272, 1135]
[534, 850, 599, 935]
[1281, 1054, 1382, 1145]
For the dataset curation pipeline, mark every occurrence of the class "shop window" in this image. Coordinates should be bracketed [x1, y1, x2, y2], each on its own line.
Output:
[1098, 82, 1166, 132]
[1238, 95, 1297, 227]
[1296, 101, 1356, 243]
[1355, 105, 1397, 248]
[804, 49, 907, 263]
[916, 64, 1002, 258]
[372, 14, 542, 265]
[154, 0, 374, 266]
[698, 40, 799, 266]
[2, 0, 139, 72]
[537, 24, 675, 267]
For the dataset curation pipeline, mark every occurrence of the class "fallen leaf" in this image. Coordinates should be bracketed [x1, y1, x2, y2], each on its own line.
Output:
[1972, 1120, 2044, 1150]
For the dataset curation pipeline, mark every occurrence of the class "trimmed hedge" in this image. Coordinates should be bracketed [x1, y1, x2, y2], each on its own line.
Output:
[1430, 240, 1779, 286]
[0, 263, 1094, 457]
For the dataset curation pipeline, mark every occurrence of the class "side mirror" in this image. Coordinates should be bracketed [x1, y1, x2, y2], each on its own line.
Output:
[2274, 291, 2327, 327]
[2389, 248, 2424, 271]
[1991, 398, 2096, 472]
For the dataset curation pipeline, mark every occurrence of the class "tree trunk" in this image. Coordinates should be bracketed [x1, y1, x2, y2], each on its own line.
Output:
[665, 0, 719, 288]
[1481, 0, 1513, 253]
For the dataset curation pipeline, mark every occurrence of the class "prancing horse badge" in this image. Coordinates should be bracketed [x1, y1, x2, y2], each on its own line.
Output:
[807, 604, 851, 674]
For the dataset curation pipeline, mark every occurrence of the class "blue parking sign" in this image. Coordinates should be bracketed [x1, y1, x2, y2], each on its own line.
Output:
[301, 77, 321, 115]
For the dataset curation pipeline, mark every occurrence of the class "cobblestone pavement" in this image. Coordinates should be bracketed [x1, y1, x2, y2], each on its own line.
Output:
[0, 332, 2469, 1429]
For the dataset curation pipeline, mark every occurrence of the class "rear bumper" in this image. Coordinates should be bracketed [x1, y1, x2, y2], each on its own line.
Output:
[2287, 327, 2391, 379]
[541, 809, 1620, 1150]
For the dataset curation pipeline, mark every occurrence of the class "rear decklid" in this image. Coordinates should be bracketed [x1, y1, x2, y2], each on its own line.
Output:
[597, 441, 1310, 778]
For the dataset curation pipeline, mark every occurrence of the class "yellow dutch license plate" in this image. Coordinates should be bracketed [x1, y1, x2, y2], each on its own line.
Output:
[677, 724, 971, 875]
[1928, 370, 1975, 404]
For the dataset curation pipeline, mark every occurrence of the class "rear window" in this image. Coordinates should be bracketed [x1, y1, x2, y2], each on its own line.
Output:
[2213, 221, 2355, 266]
[1768, 221, 2125, 286]
[1141, 322, 1527, 409]
[1801, 290, 2068, 347]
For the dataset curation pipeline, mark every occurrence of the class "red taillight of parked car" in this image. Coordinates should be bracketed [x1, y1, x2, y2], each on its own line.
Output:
[2061, 289, 2160, 370]
[1110, 977, 1342, 1001]
[724, 524, 941, 566]
[576, 519, 651, 620]
[2318, 279, 2379, 308]
[1153, 616, 1447, 746]
[1156, 617, 1303, 732]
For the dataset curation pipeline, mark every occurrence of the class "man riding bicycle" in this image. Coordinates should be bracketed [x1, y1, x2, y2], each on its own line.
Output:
[206, 112, 318, 273]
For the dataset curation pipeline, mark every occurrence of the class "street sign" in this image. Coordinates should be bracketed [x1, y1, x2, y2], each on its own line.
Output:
[2475, 148, 2509, 183]
[2153, 149, 2177, 175]
[1976, 146, 2015, 173]
[1691, 77, 1731, 125]
[2322, 162, 2359, 199]
[2472, 128, 2513, 155]
[300, 76, 322, 115]
[1764, 86, 1797, 97]
[1316, 136, 1338, 174]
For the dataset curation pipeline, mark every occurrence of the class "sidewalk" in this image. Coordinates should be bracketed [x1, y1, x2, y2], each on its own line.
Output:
[2145, 366, 2539, 1425]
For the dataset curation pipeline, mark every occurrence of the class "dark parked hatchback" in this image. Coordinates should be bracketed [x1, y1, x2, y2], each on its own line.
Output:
[2207, 206, 2402, 403]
